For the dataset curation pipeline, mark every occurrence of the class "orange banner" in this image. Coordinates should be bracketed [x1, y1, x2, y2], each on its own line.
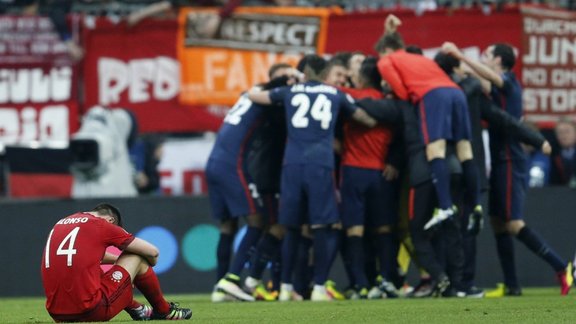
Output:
[177, 7, 333, 106]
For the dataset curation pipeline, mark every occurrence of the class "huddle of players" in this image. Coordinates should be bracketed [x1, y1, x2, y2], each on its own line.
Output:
[206, 14, 573, 302]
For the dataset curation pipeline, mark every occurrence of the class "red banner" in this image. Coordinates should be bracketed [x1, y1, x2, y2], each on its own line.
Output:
[0, 16, 79, 147]
[82, 19, 222, 133]
[326, 8, 522, 59]
[520, 5, 576, 126]
[81, 7, 576, 133]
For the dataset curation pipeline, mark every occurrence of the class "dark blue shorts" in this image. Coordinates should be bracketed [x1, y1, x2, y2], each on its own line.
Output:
[340, 166, 400, 228]
[418, 87, 471, 144]
[279, 164, 339, 228]
[259, 192, 279, 226]
[489, 160, 526, 221]
[206, 159, 259, 221]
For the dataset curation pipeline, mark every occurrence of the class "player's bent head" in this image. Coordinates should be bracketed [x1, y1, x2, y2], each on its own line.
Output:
[92, 203, 123, 227]
[297, 54, 327, 82]
[434, 52, 460, 76]
[492, 43, 516, 70]
[359, 56, 382, 91]
[405, 45, 423, 55]
[268, 62, 293, 79]
[374, 32, 404, 55]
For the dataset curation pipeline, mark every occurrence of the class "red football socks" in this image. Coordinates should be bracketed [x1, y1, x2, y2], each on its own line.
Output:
[133, 267, 170, 314]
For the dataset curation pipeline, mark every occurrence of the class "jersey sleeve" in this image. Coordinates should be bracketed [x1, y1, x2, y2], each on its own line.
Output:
[269, 86, 290, 105]
[378, 57, 409, 100]
[101, 221, 135, 250]
[339, 91, 358, 116]
[499, 72, 514, 94]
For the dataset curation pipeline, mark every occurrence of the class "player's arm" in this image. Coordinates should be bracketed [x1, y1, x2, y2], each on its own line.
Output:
[248, 87, 272, 105]
[340, 92, 377, 128]
[351, 108, 377, 128]
[102, 251, 119, 265]
[356, 98, 403, 124]
[378, 58, 409, 100]
[480, 97, 546, 150]
[442, 42, 503, 90]
[384, 14, 402, 34]
[124, 237, 160, 266]
[126, 1, 171, 27]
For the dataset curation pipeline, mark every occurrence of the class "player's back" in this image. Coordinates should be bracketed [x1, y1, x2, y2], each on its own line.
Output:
[489, 71, 525, 162]
[340, 87, 393, 170]
[381, 50, 458, 101]
[209, 94, 265, 165]
[41, 213, 133, 316]
[271, 81, 354, 168]
[246, 107, 286, 194]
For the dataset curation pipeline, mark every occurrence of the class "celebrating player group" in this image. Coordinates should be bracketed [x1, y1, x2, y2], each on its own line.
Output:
[207, 14, 573, 302]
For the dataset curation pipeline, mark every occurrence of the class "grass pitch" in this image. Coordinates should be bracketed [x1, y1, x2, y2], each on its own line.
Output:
[3, 288, 575, 323]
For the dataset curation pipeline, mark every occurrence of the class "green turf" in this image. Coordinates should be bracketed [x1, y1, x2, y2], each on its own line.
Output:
[3, 288, 575, 323]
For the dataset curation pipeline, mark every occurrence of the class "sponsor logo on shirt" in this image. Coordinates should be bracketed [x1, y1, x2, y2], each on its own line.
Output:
[111, 271, 123, 283]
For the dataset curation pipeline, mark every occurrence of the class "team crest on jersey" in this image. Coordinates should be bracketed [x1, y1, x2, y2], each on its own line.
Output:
[111, 271, 123, 283]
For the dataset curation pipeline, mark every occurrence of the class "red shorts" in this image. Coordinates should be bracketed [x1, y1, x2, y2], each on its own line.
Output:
[52, 265, 133, 322]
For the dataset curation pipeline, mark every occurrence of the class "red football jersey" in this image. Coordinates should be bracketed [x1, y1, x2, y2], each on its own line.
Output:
[340, 87, 393, 170]
[41, 213, 135, 316]
[378, 50, 458, 102]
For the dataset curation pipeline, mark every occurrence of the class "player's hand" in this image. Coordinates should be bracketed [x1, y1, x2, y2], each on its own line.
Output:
[441, 42, 464, 60]
[65, 40, 84, 62]
[384, 14, 401, 34]
[541, 140, 552, 155]
[187, 12, 221, 38]
[382, 164, 399, 181]
[287, 68, 305, 84]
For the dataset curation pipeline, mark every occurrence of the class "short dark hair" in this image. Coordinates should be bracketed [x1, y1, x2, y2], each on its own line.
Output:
[434, 52, 460, 76]
[268, 63, 292, 79]
[405, 45, 423, 55]
[331, 51, 352, 67]
[297, 54, 327, 81]
[92, 203, 123, 227]
[492, 43, 516, 70]
[359, 56, 382, 91]
[374, 32, 405, 54]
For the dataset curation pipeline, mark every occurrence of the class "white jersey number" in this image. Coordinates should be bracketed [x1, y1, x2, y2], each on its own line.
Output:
[291, 94, 332, 130]
[224, 96, 252, 125]
[44, 227, 80, 268]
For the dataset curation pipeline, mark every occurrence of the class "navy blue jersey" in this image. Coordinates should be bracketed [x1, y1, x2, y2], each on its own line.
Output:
[246, 107, 286, 194]
[269, 81, 357, 169]
[209, 94, 264, 165]
[489, 71, 526, 163]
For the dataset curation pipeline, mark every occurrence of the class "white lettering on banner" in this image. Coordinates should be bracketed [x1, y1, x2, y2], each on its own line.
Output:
[522, 68, 548, 86]
[98, 57, 180, 105]
[220, 20, 319, 47]
[524, 88, 576, 113]
[204, 53, 227, 91]
[523, 36, 576, 65]
[201, 51, 300, 92]
[186, 13, 320, 52]
[0, 105, 69, 144]
[158, 137, 214, 195]
[0, 67, 71, 104]
[524, 17, 576, 35]
[550, 68, 576, 86]
[227, 53, 248, 90]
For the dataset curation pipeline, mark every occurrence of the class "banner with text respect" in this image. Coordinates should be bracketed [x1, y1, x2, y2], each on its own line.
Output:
[177, 7, 332, 106]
